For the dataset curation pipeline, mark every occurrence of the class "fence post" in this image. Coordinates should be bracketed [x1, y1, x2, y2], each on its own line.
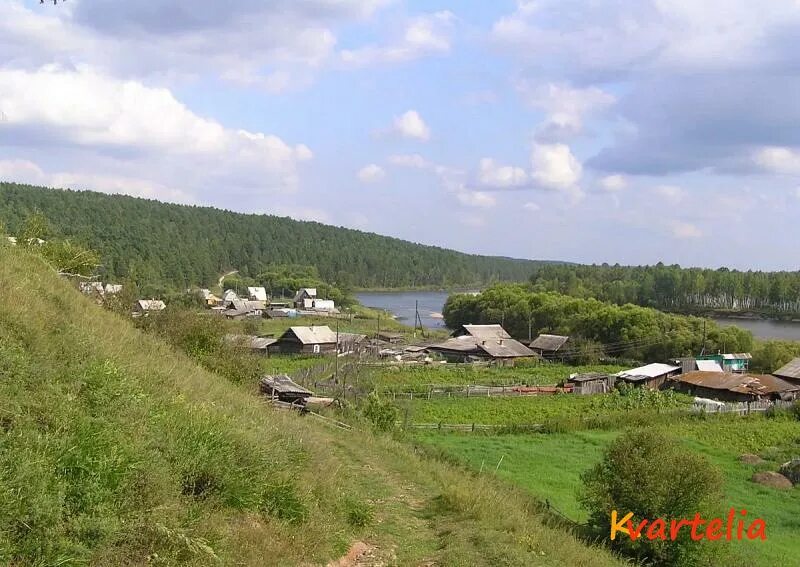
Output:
[472, 423, 475, 432]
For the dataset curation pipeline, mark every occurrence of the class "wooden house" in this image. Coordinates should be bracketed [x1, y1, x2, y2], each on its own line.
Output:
[451, 324, 511, 340]
[134, 299, 166, 314]
[293, 287, 317, 308]
[427, 335, 536, 366]
[276, 325, 338, 354]
[529, 334, 570, 358]
[696, 353, 752, 373]
[772, 357, 800, 386]
[615, 363, 680, 389]
[247, 286, 268, 302]
[669, 371, 799, 402]
[225, 334, 277, 355]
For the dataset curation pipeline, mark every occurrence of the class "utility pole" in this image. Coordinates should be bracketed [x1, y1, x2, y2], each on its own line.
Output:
[335, 317, 340, 390]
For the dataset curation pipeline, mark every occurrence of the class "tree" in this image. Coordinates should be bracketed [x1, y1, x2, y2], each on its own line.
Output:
[580, 430, 723, 566]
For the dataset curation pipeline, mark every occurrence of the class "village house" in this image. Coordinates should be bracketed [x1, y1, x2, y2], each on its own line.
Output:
[529, 334, 570, 358]
[428, 335, 535, 366]
[222, 289, 239, 303]
[615, 363, 681, 389]
[276, 325, 338, 354]
[223, 299, 265, 320]
[247, 286, 268, 302]
[293, 287, 317, 308]
[772, 357, 800, 386]
[199, 289, 222, 307]
[669, 371, 799, 402]
[451, 324, 510, 340]
[696, 353, 752, 373]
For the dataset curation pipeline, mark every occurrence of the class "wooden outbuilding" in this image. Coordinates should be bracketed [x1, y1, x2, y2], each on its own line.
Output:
[773, 357, 800, 386]
[529, 334, 570, 358]
[259, 375, 313, 404]
[615, 363, 680, 389]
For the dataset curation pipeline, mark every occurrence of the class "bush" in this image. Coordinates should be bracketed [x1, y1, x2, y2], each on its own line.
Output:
[260, 481, 308, 524]
[344, 499, 373, 528]
[579, 430, 723, 566]
[361, 392, 399, 432]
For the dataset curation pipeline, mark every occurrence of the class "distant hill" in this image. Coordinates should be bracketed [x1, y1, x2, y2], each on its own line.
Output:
[0, 183, 550, 289]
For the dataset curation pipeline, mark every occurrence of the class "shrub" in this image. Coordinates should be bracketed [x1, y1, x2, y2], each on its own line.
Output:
[260, 481, 308, 524]
[361, 392, 399, 432]
[579, 430, 723, 566]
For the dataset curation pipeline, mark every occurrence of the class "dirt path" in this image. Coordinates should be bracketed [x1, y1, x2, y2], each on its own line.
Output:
[218, 270, 238, 289]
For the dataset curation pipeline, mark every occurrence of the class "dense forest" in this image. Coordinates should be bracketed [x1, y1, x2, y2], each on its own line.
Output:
[443, 284, 755, 364]
[0, 183, 545, 289]
[529, 263, 800, 316]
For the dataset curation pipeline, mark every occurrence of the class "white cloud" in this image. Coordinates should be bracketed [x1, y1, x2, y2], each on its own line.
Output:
[456, 190, 496, 208]
[340, 11, 454, 67]
[600, 174, 627, 192]
[670, 220, 703, 239]
[356, 163, 386, 183]
[753, 146, 800, 175]
[477, 158, 528, 188]
[391, 110, 431, 141]
[388, 153, 430, 168]
[531, 143, 582, 190]
[519, 82, 615, 140]
[0, 66, 312, 198]
[654, 185, 685, 203]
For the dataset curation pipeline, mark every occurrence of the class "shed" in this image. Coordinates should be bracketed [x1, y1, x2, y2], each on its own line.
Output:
[199, 288, 221, 306]
[451, 324, 511, 340]
[247, 286, 268, 302]
[772, 357, 800, 386]
[376, 331, 404, 344]
[566, 372, 615, 395]
[615, 363, 680, 389]
[337, 332, 367, 354]
[276, 325, 338, 354]
[259, 375, 313, 404]
[311, 299, 336, 311]
[669, 371, 799, 402]
[529, 334, 570, 357]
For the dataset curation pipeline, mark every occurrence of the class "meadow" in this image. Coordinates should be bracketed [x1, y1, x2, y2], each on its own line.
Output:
[414, 414, 800, 567]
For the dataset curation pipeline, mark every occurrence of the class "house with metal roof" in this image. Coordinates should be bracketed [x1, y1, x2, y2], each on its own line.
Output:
[772, 357, 800, 386]
[451, 324, 511, 340]
[696, 353, 752, 373]
[529, 334, 570, 358]
[669, 371, 799, 402]
[428, 334, 536, 365]
[247, 286, 268, 302]
[293, 287, 317, 308]
[616, 363, 681, 389]
[276, 325, 338, 354]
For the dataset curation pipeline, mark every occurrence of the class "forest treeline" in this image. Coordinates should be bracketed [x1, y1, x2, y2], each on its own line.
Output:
[443, 284, 800, 371]
[0, 183, 544, 289]
[529, 263, 800, 316]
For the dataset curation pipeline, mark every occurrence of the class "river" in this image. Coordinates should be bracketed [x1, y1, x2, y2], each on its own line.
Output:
[356, 291, 800, 340]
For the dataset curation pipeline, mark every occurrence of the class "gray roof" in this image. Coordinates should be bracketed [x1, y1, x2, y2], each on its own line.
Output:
[259, 375, 313, 396]
[773, 357, 800, 381]
[568, 372, 613, 383]
[137, 299, 166, 311]
[229, 299, 266, 312]
[617, 363, 680, 379]
[455, 324, 511, 340]
[285, 325, 338, 345]
[292, 288, 317, 302]
[529, 334, 569, 352]
[429, 335, 535, 359]
[225, 334, 277, 350]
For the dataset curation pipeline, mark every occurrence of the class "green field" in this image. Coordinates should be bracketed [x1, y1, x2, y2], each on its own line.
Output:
[415, 415, 800, 567]
[366, 363, 626, 393]
[404, 389, 693, 426]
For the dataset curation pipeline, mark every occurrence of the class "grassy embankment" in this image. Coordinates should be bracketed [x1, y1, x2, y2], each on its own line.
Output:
[0, 244, 624, 566]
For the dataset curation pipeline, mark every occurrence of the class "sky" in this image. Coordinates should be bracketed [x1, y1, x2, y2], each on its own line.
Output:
[1, 0, 800, 270]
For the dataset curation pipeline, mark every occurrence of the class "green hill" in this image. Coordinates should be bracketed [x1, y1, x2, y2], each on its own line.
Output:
[0, 183, 547, 290]
[0, 244, 620, 565]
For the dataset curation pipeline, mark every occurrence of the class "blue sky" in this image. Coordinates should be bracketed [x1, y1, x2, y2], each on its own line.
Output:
[1, 0, 800, 269]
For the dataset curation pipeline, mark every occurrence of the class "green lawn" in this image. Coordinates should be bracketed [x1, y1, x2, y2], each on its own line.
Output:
[415, 415, 800, 567]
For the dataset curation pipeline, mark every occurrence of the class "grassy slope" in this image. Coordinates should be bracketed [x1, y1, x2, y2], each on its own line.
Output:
[416, 416, 800, 567]
[0, 246, 622, 566]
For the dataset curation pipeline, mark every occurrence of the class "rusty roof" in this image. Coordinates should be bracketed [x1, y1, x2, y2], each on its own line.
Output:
[674, 371, 799, 396]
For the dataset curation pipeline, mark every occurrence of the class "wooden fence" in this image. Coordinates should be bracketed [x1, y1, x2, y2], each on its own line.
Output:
[406, 422, 543, 432]
[691, 399, 793, 414]
[385, 384, 569, 400]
